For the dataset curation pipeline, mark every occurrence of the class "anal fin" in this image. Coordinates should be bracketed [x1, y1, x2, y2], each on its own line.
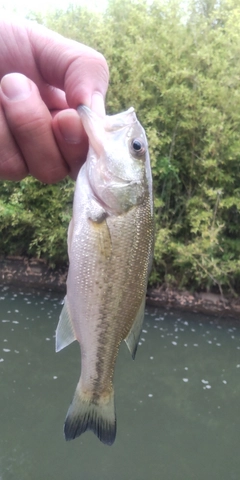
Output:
[124, 294, 146, 359]
[56, 297, 77, 352]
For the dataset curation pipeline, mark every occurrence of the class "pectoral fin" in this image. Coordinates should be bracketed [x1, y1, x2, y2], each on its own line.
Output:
[56, 297, 77, 352]
[87, 197, 108, 223]
[88, 209, 112, 260]
[124, 294, 146, 359]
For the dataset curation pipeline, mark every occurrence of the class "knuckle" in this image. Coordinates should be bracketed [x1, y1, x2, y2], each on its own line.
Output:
[11, 108, 49, 139]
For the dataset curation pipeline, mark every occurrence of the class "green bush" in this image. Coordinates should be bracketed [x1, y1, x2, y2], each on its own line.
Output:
[0, 177, 74, 266]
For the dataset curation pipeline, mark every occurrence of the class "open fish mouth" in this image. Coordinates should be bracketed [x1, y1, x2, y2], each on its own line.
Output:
[77, 105, 137, 131]
[77, 105, 138, 156]
[104, 107, 137, 131]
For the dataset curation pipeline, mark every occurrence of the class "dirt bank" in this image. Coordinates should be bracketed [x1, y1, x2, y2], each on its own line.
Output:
[147, 287, 240, 319]
[0, 256, 67, 293]
[0, 256, 240, 319]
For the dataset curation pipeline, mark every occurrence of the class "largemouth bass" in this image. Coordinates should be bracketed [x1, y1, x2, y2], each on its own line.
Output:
[56, 106, 154, 446]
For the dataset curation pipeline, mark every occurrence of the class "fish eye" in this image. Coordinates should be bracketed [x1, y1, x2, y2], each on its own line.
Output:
[131, 138, 146, 156]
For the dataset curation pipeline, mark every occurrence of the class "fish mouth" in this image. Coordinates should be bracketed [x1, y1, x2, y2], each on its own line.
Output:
[88, 167, 135, 202]
[78, 105, 137, 130]
[77, 105, 138, 155]
[104, 107, 137, 132]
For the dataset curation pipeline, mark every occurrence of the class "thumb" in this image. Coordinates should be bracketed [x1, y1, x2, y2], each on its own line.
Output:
[27, 22, 109, 117]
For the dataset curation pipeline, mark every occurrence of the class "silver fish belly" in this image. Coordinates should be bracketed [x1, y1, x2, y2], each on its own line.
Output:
[56, 106, 154, 445]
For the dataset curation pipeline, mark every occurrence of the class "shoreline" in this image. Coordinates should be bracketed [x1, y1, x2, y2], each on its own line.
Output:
[0, 256, 240, 319]
[147, 287, 240, 319]
[0, 256, 67, 293]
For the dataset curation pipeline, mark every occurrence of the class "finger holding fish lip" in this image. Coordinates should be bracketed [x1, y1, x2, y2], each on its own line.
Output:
[52, 109, 89, 180]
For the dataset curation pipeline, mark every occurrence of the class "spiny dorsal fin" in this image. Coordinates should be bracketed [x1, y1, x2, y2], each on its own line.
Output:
[56, 297, 77, 352]
[124, 294, 146, 359]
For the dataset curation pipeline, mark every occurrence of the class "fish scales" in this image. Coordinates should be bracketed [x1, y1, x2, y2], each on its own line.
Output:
[69, 193, 152, 393]
[56, 106, 154, 445]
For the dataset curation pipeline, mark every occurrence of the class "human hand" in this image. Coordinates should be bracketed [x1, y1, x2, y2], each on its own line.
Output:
[0, 19, 109, 182]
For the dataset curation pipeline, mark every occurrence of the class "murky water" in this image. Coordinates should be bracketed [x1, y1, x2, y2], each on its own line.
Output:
[0, 286, 240, 480]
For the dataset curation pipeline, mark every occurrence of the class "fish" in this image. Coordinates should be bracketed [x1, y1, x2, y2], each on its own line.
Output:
[56, 106, 154, 446]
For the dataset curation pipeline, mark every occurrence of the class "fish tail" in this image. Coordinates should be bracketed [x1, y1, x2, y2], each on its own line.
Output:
[64, 384, 116, 446]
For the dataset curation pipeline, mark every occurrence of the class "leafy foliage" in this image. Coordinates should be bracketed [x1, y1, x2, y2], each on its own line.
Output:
[0, 178, 74, 266]
[2, 0, 240, 291]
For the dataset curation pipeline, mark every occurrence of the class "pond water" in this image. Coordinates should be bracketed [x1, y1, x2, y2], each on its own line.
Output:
[0, 285, 240, 480]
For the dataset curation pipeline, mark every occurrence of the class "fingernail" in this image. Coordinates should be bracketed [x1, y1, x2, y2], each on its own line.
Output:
[1, 73, 32, 101]
[58, 111, 82, 144]
[91, 92, 106, 118]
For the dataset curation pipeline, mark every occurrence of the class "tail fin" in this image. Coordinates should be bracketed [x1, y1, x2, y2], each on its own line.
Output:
[64, 385, 116, 446]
